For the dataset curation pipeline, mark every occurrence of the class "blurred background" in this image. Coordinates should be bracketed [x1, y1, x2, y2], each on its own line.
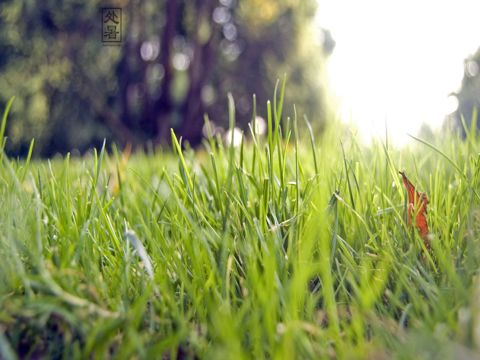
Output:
[0, 0, 334, 157]
[0, 0, 479, 157]
[318, 0, 480, 146]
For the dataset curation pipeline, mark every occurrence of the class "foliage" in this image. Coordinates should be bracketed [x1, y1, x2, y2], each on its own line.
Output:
[0, 0, 333, 156]
[1, 89, 480, 358]
[452, 46, 480, 134]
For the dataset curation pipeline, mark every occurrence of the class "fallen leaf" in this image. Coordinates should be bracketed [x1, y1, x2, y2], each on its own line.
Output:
[399, 171, 431, 250]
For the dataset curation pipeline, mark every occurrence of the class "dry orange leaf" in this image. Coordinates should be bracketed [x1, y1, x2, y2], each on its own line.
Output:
[399, 171, 431, 250]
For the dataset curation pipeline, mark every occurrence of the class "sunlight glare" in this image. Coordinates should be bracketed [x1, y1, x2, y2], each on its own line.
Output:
[316, 0, 480, 146]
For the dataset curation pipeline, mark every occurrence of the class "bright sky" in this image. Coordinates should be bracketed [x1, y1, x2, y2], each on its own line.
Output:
[316, 0, 480, 146]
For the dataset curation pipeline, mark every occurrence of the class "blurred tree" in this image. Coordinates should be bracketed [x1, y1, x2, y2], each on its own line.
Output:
[451, 47, 480, 134]
[0, 0, 333, 156]
[0, 0, 117, 155]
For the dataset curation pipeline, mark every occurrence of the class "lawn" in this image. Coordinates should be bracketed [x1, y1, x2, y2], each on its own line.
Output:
[1, 93, 480, 359]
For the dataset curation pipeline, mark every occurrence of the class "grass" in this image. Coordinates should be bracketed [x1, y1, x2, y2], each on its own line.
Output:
[0, 90, 480, 359]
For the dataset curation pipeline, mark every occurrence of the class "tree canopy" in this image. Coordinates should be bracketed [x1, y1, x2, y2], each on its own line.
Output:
[0, 0, 334, 156]
[451, 46, 480, 133]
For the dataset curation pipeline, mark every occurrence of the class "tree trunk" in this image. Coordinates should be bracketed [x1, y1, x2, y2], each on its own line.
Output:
[153, 0, 179, 144]
[179, 0, 219, 146]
